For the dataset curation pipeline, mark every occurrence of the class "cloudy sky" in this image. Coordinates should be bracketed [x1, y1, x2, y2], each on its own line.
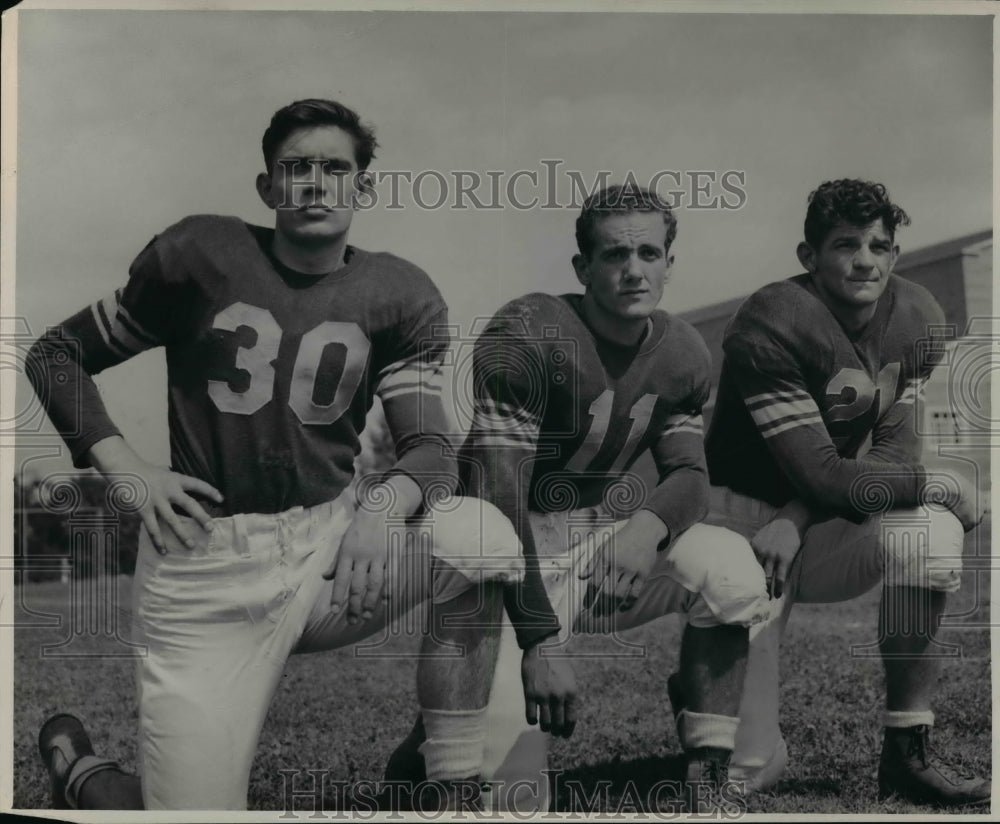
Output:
[8, 5, 993, 470]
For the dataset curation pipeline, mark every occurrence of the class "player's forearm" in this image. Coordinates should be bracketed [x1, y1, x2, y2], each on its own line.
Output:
[359, 473, 425, 520]
[863, 401, 923, 464]
[487, 471, 561, 649]
[502, 562, 562, 649]
[497, 502, 562, 648]
[86, 435, 149, 476]
[762, 423, 926, 517]
[792, 452, 926, 518]
[766, 498, 815, 539]
[643, 466, 709, 542]
[631, 508, 671, 551]
[381, 387, 460, 502]
[384, 433, 460, 502]
[26, 330, 123, 468]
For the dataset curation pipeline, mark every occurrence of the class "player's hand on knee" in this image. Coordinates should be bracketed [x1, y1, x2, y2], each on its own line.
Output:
[751, 517, 803, 599]
[325, 510, 390, 623]
[86, 436, 222, 554]
[521, 644, 577, 738]
[581, 513, 660, 615]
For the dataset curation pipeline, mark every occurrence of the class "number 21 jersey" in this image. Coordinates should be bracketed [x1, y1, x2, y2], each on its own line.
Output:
[705, 273, 945, 518]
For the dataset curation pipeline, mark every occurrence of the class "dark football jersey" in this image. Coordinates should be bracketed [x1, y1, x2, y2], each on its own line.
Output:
[29, 215, 455, 515]
[462, 292, 711, 647]
[706, 273, 945, 518]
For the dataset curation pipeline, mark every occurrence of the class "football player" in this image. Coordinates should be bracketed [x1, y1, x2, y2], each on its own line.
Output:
[698, 178, 989, 806]
[29, 98, 519, 811]
[388, 184, 770, 813]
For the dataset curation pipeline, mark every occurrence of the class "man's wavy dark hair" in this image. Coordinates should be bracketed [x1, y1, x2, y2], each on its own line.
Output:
[804, 179, 910, 249]
[261, 99, 378, 173]
[575, 183, 678, 258]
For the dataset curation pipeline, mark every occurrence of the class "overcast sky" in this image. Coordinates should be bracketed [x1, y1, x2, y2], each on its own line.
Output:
[8, 6, 993, 471]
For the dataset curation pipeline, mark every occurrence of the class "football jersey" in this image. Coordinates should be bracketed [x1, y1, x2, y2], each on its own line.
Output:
[29, 215, 455, 515]
[706, 273, 945, 518]
[463, 292, 712, 647]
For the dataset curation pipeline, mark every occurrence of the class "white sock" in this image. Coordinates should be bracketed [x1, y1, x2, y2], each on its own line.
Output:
[419, 707, 486, 781]
[677, 709, 740, 752]
[884, 709, 935, 728]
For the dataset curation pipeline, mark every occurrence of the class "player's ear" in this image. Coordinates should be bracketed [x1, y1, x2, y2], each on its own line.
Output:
[664, 252, 675, 284]
[796, 241, 816, 273]
[572, 253, 590, 287]
[256, 172, 276, 210]
[890, 243, 900, 270]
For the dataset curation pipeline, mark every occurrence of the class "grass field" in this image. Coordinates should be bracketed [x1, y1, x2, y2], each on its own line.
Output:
[13, 519, 992, 816]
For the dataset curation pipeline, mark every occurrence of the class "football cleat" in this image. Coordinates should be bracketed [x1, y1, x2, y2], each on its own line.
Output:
[666, 671, 787, 794]
[878, 725, 991, 807]
[681, 747, 744, 815]
[38, 714, 96, 809]
[383, 713, 428, 785]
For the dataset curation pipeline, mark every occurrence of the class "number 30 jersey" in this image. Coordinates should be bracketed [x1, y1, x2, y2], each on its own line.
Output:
[705, 273, 945, 519]
[29, 215, 455, 515]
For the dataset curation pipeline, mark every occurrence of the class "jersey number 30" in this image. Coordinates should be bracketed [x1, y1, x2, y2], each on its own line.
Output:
[207, 301, 370, 424]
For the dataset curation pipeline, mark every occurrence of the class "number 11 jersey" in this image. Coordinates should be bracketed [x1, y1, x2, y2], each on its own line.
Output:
[467, 292, 712, 540]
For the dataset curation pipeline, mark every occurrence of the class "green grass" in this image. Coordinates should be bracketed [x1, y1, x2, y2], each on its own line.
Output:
[13, 521, 992, 815]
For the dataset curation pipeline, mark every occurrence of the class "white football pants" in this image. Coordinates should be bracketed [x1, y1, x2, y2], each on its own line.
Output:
[131, 492, 523, 810]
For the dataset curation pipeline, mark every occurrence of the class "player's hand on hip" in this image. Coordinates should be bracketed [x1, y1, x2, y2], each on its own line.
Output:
[325, 508, 390, 624]
[521, 643, 577, 739]
[580, 510, 662, 615]
[86, 435, 223, 554]
[751, 517, 802, 599]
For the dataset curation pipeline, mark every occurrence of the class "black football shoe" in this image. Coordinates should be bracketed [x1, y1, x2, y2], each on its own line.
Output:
[383, 713, 427, 784]
[375, 713, 428, 809]
[878, 725, 990, 807]
[38, 714, 96, 809]
[682, 746, 745, 815]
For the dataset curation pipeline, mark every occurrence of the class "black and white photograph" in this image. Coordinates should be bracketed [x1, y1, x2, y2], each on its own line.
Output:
[2, 1, 994, 817]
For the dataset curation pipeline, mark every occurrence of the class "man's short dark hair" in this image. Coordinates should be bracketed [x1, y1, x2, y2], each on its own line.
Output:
[804, 179, 910, 249]
[261, 99, 379, 173]
[575, 183, 678, 258]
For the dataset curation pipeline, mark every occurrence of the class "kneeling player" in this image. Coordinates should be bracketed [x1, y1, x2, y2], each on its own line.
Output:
[701, 178, 989, 806]
[387, 184, 770, 813]
[30, 98, 517, 811]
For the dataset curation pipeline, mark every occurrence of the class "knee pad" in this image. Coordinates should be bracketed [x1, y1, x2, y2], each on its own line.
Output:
[881, 505, 963, 593]
[425, 496, 525, 582]
[673, 524, 769, 628]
